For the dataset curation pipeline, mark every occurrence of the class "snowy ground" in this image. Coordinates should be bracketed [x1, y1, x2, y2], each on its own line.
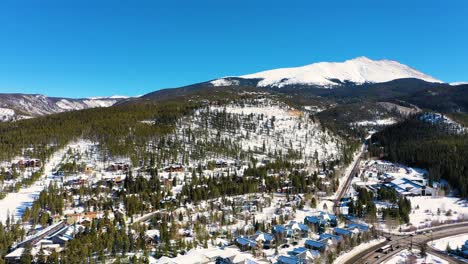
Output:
[176, 99, 342, 166]
[383, 250, 448, 264]
[352, 117, 397, 127]
[408, 197, 468, 228]
[0, 180, 45, 223]
[333, 238, 386, 263]
[430, 233, 468, 251]
[0, 107, 15, 121]
[0, 144, 70, 223]
[419, 112, 467, 134]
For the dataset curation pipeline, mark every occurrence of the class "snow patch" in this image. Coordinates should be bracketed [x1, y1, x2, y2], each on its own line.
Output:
[352, 118, 397, 127]
[210, 78, 240, 87]
[450, 82, 468, 86]
[0, 107, 15, 121]
[239, 56, 442, 88]
[408, 196, 468, 228]
[430, 233, 468, 251]
[383, 249, 448, 264]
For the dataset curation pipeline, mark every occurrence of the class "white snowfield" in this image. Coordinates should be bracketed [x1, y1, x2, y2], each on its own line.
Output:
[0, 144, 73, 223]
[229, 56, 442, 88]
[0, 107, 15, 117]
[430, 233, 468, 251]
[383, 249, 448, 264]
[408, 196, 468, 228]
[0, 107, 16, 121]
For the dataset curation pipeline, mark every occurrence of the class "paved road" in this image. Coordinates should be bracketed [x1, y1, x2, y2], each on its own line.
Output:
[333, 141, 367, 215]
[344, 222, 468, 264]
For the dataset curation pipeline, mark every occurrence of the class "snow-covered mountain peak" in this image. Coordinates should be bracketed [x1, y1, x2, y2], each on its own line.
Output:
[346, 56, 373, 63]
[229, 57, 443, 88]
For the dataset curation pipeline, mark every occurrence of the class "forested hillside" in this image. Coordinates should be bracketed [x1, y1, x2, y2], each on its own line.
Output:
[369, 115, 468, 197]
[0, 100, 198, 161]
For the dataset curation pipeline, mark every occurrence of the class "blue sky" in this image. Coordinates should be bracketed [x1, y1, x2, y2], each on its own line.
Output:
[0, 0, 467, 98]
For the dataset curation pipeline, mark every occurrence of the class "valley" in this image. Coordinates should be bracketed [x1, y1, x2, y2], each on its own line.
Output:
[0, 58, 467, 264]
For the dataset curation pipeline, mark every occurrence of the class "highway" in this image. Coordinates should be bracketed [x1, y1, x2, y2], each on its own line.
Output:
[344, 222, 468, 264]
[333, 140, 367, 215]
[333, 140, 468, 263]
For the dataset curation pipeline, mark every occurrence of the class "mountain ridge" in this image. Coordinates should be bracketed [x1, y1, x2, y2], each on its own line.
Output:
[211, 56, 442, 88]
[0, 93, 128, 121]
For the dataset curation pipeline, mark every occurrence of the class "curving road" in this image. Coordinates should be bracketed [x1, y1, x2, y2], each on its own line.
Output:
[344, 222, 468, 264]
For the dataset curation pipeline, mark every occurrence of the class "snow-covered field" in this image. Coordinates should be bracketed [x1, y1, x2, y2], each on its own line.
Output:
[0, 180, 45, 223]
[0, 107, 15, 121]
[430, 233, 468, 251]
[0, 145, 70, 223]
[408, 197, 468, 228]
[383, 250, 448, 264]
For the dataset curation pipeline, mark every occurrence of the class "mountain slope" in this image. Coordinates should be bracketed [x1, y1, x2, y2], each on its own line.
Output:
[211, 57, 442, 88]
[0, 93, 127, 121]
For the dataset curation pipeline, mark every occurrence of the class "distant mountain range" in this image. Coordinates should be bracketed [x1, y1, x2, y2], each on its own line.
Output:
[0, 94, 128, 121]
[1, 57, 466, 121]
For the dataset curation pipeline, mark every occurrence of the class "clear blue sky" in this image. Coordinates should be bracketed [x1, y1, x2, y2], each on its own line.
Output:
[0, 0, 467, 98]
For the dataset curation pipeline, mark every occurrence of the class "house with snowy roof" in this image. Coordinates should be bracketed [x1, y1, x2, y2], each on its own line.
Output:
[145, 229, 160, 245]
[285, 221, 310, 238]
[384, 177, 434, 196]
[318, 233, 342, 245]
[304, 216, 326, 227]
[304, 212, 337, 233]
[252, 231, 275, 249]
[272, 225, 292, 243]
[333, 227, 353, 238]
[304, 239, 326, 252]
[235, 236, 257, 251]
[5, 248, 25, 264]
[318, 212, 337, 226]
[277, 255, 306, 264]
[347, 223, 370, 233]
[287, 247, 320, 262]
